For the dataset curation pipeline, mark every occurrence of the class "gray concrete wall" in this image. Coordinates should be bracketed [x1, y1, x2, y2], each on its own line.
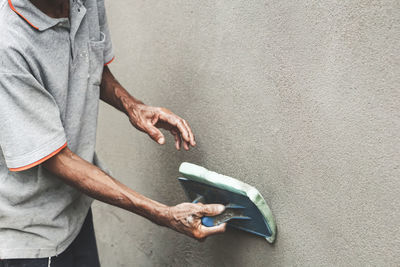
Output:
[92, 1, 400, 266]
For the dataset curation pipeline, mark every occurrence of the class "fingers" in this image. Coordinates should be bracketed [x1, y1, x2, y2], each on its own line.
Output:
[155, 108, 196, 150]
[146, 124, 165, 144]
[199, 204, 225, 216]
[183, 140, 190, 151]
[159, 113, 193, 148]
[170, 129, 181, 150]
[182, 119, 196, 146]
[169, 119, 192, 151]
[197, 223, 227, 239]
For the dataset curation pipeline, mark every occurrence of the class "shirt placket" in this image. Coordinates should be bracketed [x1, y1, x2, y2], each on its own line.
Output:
[69, 0, 87, 61]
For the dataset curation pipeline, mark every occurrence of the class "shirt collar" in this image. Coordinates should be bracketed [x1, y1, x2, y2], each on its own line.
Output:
[8, 0, 70, 31]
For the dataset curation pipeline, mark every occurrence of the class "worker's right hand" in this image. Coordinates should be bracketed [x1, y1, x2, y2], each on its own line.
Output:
[163, 203, 227, 241]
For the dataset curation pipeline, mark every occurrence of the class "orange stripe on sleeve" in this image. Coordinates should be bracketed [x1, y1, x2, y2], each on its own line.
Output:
[9, 142, 67, 172]
[104, 56, 115, 66]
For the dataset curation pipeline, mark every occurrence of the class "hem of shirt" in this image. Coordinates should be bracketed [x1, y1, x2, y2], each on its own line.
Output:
[5, 133, 67, 169]
[0, 199, 94, 259]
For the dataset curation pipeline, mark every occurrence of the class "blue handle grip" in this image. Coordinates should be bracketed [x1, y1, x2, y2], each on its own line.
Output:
[201, 216, 215, 227]
[192, 196, 249, 227]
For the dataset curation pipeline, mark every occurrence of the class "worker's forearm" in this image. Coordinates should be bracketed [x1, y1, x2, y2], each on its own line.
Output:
[100, 66, 143, 115]
[43, 147, 169, 226]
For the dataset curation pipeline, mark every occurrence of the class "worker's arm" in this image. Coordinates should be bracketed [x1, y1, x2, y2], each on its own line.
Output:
[100, 66, 195, 151]
[42, 147, 226, 240]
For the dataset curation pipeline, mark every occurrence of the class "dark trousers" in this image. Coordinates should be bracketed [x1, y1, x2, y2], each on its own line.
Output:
[0, 209, 101, 267]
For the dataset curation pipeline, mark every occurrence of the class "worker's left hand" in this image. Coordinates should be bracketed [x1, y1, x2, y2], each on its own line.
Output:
[127, 104, 196, 150]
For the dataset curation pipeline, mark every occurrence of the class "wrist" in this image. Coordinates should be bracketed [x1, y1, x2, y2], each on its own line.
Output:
[151, 204, 172, 227]
[113, 86, 143, 116]
[120, 95, 141, 117]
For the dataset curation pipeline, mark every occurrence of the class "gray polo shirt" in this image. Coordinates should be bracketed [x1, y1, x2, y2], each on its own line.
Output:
[0, 0, 114, 259]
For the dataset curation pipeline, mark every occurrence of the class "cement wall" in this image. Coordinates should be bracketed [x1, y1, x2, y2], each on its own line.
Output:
[92, 1, 400, 266]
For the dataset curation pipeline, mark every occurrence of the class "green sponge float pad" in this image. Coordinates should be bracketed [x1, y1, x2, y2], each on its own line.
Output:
[179, 162, 277, 243]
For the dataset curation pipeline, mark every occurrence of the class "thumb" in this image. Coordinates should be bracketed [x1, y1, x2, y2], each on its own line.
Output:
[200, 204, 225, 216]
[146, 124, 165, 144]
[200, 222, 227, 237]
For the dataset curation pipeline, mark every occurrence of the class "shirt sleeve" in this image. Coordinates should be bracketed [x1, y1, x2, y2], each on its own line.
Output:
[0, 56, 67, 171]
[97, 0, 114, 65]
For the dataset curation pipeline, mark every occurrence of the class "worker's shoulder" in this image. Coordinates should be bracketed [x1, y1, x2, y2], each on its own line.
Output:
[0, 0, 35, 51]
[0, 1, 35, 74]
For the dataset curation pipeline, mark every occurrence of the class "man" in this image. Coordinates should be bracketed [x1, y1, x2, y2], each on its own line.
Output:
[0, 0, 226, 266]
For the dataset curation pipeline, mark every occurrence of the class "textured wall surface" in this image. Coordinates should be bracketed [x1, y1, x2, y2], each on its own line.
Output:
[92, 1, 400, 266]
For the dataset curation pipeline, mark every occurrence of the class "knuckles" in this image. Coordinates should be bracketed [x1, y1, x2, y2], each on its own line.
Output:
[158, 107, 170, 114]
